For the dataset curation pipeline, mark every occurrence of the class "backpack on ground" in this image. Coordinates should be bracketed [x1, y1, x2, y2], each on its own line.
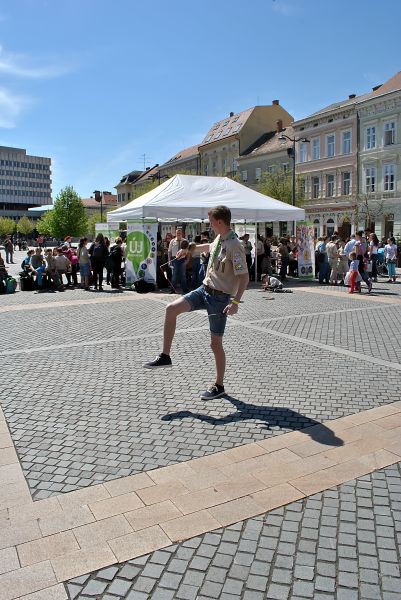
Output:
[133, 279, 155, 294]
[6, 277, 17, 294]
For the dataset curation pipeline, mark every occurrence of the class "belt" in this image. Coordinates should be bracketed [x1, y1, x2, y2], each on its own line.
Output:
[203, 284, 230, 297]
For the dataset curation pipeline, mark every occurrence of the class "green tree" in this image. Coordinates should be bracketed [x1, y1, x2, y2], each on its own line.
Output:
[16, 216, 35, 236]
[0, 217, 16, 237]
[257, 170, 305, 206]
[50, 186, 88, 238]
[36, 211, 55, 236]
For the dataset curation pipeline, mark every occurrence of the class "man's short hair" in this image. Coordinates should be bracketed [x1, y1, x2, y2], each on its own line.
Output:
[208, 205, 231, 226]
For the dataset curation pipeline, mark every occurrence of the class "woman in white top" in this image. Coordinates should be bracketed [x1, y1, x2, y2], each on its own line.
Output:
[384, 236, 397, 283]
[368, 233, 379, 282]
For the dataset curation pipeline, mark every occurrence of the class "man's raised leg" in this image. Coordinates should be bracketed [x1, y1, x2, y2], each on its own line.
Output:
[144, 296, 191, 368]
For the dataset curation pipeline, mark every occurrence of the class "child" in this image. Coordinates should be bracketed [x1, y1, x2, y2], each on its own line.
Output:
[348, 252, 361, 294]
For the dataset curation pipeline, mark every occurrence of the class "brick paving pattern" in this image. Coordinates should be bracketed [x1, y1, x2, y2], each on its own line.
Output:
[65, 461, 401, 600]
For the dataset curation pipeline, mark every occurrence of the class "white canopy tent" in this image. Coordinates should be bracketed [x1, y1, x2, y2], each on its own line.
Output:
[107, 174, 305, 223]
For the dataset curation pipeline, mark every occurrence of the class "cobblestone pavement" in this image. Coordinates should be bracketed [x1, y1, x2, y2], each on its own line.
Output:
[66, 461, 401, 600]
[1, 279, 401, 599]
[1, 290, 400, 500]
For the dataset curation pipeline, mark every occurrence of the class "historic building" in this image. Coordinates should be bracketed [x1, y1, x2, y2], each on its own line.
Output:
[198, 102, 292, 179]
[158, 145, 200, 180]
[0, 145, 52, 220]
[357, 71, 401, 239]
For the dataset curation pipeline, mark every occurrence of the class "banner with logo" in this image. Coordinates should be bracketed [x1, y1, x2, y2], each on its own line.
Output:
[296, 221, 315, 279]
[126, 220, 158, 287]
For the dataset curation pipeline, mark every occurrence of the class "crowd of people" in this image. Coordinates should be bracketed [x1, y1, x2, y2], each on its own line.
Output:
[13, 233, 125, 293]
[1, 225, 399, 296]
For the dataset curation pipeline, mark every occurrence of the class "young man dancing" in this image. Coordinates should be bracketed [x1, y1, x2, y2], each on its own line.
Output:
[144, 205, 249, 400]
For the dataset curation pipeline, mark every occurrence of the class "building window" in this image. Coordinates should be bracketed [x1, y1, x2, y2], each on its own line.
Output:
[204, 164, 208, 176]
[127, 192, 131, 200]
[313, 218, 320, 239]
[242, 170, 248, 182]
[326, 218, 335, 236]
[326, 134, 335, 157]
[342, 131, 351, 154]
[312, 176, 320, 198]
[366, 126, 376, 149]
[121, 193, 125, 202]
[282, 163, 289, 172]
[312, 138, 320, 160]
[365, 167, 376, 192]
[341, 172, 351, 195]
[212, 161, 217, 174]
[384, 122, 395, 146]
[223, 159, 227, 173]
[326, 174, 335, 197]
[232, 159, 237, 173]
[255, 167, 261, 182]
[267, 165, 274, 173]
[299, 142, 308, 163]
[384, 164, 395, 191]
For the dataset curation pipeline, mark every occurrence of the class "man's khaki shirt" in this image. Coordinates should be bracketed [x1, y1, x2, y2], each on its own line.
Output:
[203, 230, 248, 296]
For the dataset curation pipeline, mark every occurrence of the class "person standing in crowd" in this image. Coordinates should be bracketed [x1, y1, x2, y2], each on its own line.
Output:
[355, 231, 372, 292]
[145, 205, 249, 400]
[62, 244, 77, 287]
[337, 241, 349, 285]
[199, 234, 210, 281]
[368, 233, 380, 282]
[191, 235, 202, 289]
[4, 236, 14, 264]
[89, 233, 109, 291]
[278, 238, 290, 281]
[384, 236, 398, 283]
[317, 236, 329, 284]
[344, 234, 357, 260]
[261, 236, 272, 276]
[77, 238, 91, 290]
[168, 227, 188, 294]
[326, 235, 339, 285]
[109, 237, 124, 289]
[254, 234, 264, 281]
[241, 234, 253, 277]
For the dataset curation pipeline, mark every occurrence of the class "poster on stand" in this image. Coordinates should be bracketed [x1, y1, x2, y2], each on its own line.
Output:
[95, 222, 120, 240]
[125, 220, 158, 287]
[296, 221, 315, 279]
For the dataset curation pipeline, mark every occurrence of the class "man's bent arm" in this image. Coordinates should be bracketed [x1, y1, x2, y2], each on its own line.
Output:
[233, 272, 249, 301]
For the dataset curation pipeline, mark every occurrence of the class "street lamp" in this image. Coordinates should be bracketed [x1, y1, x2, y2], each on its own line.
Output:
[278, 134, 310, 235]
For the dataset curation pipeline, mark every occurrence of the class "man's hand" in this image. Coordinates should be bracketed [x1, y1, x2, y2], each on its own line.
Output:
[223, 302, 239, 316]
[176, 249, 188, 260]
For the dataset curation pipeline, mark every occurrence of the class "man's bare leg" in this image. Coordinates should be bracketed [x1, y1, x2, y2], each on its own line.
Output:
[162, 297, 191, 356]
[210, 334, 225, 387]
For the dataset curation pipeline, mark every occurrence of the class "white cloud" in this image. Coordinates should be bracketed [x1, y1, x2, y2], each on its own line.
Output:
[271, 1, 298, 16]
[0, 87, 31, 128]
[0, 45, 73, 79]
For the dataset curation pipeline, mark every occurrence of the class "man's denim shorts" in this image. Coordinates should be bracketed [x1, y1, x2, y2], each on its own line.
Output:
[183, 285, 231, 336]
[79, 263, 91, 277]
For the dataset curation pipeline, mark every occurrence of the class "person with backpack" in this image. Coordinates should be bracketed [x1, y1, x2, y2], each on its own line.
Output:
[88, 233, 109, 291]
[109, 237, 124, 289]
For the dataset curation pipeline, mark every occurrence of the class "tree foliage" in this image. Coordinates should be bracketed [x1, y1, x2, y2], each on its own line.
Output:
[0, 217, 16, 237]
[257, 171, 305, 206]
[86, 211, 108, 238]
[16, 216, 35, 236]
[38, 186, 88, 238]
[36, 211, 55, 236]
[352, 193, 388, 228]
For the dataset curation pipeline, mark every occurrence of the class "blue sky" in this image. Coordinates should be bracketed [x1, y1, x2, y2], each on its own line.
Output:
[0, 0, 400, 200]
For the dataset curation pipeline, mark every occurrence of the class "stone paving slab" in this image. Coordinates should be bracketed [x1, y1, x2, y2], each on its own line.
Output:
[65, 460, 401, 600]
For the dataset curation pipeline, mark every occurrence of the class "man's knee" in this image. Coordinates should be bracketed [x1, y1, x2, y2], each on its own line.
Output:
[165, 298, 190, 319]
[210, 335, 224, 352]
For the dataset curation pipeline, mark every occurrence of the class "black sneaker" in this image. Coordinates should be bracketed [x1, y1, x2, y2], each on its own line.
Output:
[201, 384, 226, 400]
[144, 353, 172, 369]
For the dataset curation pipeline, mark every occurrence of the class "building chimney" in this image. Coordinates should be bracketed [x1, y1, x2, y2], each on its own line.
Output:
[372, 84, 382, 91]
[229, 111, 234, 117]
[272, 99, 279, 105]
[349, 94, 356, 99]
[276, 119, 283, 133]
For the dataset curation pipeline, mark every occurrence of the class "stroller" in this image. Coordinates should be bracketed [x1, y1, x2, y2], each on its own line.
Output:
[377, 248, 387, 277]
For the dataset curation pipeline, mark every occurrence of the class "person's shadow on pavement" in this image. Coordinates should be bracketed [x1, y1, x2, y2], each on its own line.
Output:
[161, 395, 344, 447]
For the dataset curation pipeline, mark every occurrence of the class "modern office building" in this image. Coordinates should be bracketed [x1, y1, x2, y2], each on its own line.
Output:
[0, 146, 52, 220]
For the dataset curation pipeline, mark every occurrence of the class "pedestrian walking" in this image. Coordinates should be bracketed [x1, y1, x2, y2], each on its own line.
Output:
[384, 237, 398, 283]
[347, 252, 361, 294]
[4, 236, 14, 264]
[144, 205, 249, 400]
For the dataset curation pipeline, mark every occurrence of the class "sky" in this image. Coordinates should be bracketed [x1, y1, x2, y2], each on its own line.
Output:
[0, 0, 400, 201]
